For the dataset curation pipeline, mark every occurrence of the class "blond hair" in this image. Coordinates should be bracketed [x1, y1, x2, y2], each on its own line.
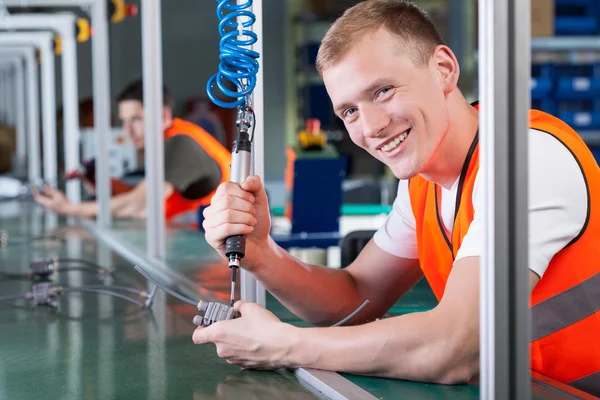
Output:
[316, 0, 445, 75]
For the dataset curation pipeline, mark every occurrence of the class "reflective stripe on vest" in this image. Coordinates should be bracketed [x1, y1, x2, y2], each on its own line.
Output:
[163, 118, 231, 220]
[408, 103, 600, 394]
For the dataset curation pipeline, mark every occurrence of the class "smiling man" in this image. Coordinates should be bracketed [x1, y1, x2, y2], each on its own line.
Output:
[35, 80, 231, 221]
[195, 0, 600, 394]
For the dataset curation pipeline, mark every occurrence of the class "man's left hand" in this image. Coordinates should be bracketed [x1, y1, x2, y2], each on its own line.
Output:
[192, 301, 298, 370]
[34, 186, 73, 215]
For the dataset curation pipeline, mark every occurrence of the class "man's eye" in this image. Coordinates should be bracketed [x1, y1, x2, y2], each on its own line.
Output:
[343, 108, 357, 117]
[376, 87, 391, 98]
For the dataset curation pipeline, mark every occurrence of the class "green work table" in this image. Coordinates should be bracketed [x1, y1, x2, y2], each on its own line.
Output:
[0, 201, 594, 399]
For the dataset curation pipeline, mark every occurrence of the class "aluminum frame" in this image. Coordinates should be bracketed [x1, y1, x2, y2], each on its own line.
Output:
[479, 0, 531, 399]
[0, 46, 41, 183]
[0, 62, 15, 126]
[0, 32, 57, 188]
[236, 0, 266, 306]
[141, 0, 166, 261]
[0, 55, 25, 174]
[2, 0, 112, 229]
[0, 13, 82, 203]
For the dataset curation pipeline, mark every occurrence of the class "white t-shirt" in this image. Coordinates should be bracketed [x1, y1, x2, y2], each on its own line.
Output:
[373, 128, 589, 278]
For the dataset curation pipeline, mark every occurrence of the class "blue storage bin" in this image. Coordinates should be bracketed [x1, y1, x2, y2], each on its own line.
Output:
[532, 99, 558, 115]
[555, 77, 600, 100]
[532, 63, 556, 80]
[555, 0, 593, 6]
[553, 63, 600, 78]
[559, 111, 600, 130]
[555, 17, 597, 35]
[531, 77, 553, 100]
[557, 99, 600, 113]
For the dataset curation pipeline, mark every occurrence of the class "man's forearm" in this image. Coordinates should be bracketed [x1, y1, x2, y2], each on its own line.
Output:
[285, 309, 478, 384]
[65, 191, 136, 219]
[251, 237, 366, 326]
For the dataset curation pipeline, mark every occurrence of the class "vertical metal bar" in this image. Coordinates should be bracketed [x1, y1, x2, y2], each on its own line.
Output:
[141, 0, 166, 260]
[6, 65, 15, 126]
[14, 57, 26, 173]
[479, 0, 531, 399]
[0, 68, 6, 123]
[25, 47, 41, 184]
[237, 0, 265, 306]
[62, 34, 81, 203]
[92, 1, 112, 229]
[39, 35, 58, 186]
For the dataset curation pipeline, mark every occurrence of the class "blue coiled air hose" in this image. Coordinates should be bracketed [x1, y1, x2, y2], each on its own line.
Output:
[207, 0, 260, 108]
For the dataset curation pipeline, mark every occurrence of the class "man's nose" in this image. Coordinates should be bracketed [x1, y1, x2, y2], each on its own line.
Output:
[361, 104, 389, 138]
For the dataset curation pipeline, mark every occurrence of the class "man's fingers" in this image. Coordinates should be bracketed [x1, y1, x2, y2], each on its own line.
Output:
[203, 209, 257, 230]
[33, 194, 51, 207]
[204, 196, 255, 219]
[215, 181, 255, 203]
[204, 223, 254, 245]
[192, 326, 214, 344]
[233, 300, 261, 315]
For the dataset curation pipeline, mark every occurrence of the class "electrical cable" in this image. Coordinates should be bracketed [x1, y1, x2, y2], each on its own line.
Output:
[82, 284, 147, 297]
[134, 265, 198, 307]
[0, 271, 30, 280]
[58, 287, 146, 308]
[55, 258, 112, 273]
[0, 293, 28, 302]
[330, 300, 371, 327]
[207, 0, 260, 108]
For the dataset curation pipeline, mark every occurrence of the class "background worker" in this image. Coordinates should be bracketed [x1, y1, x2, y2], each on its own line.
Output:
[35, 79, 231, 221]
[193, 0, 600, 395]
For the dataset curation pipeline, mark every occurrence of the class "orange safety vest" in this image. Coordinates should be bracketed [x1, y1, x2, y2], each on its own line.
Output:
[163, 118, 231, 220]
[409, 103, 600, 395]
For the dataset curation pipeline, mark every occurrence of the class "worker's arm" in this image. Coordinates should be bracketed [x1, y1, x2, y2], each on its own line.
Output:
[280, 258, 540, 383]
[194, 257, 540, 384]
[257, 237, 423, 325]
[203, 175, 423, 325]
[34, 181, 174, 219]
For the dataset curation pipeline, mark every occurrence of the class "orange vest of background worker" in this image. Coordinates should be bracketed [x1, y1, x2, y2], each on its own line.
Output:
[409, 105, 600, 392]
[164, 118, 231, 220]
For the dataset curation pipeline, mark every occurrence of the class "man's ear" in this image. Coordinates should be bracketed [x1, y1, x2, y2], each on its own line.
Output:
[162, 106, 173, 129]
[431, 45, 460, 94]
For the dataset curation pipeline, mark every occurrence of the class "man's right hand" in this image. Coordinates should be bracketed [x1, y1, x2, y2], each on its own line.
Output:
[202, 175, 272, 271]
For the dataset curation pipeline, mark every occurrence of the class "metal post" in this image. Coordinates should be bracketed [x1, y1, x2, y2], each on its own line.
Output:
[13, 57, 26, 174]
[39, 35, 57, 187]
[0, 33, 57, 187]
[141, 0, 166, 260]
[237, 0, 266, 307]
[5, 64, 15, 126]
[91, 0, 112, 229]
[479, 0, 531, 399]
[0, 68, 6, 123]
[25, 48, 41, 184]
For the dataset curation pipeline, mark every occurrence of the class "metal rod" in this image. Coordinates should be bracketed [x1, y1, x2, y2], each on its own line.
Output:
[6, 63, 15, 126]
[25, 48, 41, 184]
[142, 0, 166, 260]
[91, 0, 113, 229]
[39, 35, 58, 186]
[13, 57, 26, 175]
[0, 68, 4, 123]
[237, 0, 265, 307]
[479, 0, 531, 399]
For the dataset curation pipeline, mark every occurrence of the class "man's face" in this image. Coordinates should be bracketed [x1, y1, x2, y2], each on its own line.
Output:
[118, 100, 145, 151]
[323, 28, 452, 180]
